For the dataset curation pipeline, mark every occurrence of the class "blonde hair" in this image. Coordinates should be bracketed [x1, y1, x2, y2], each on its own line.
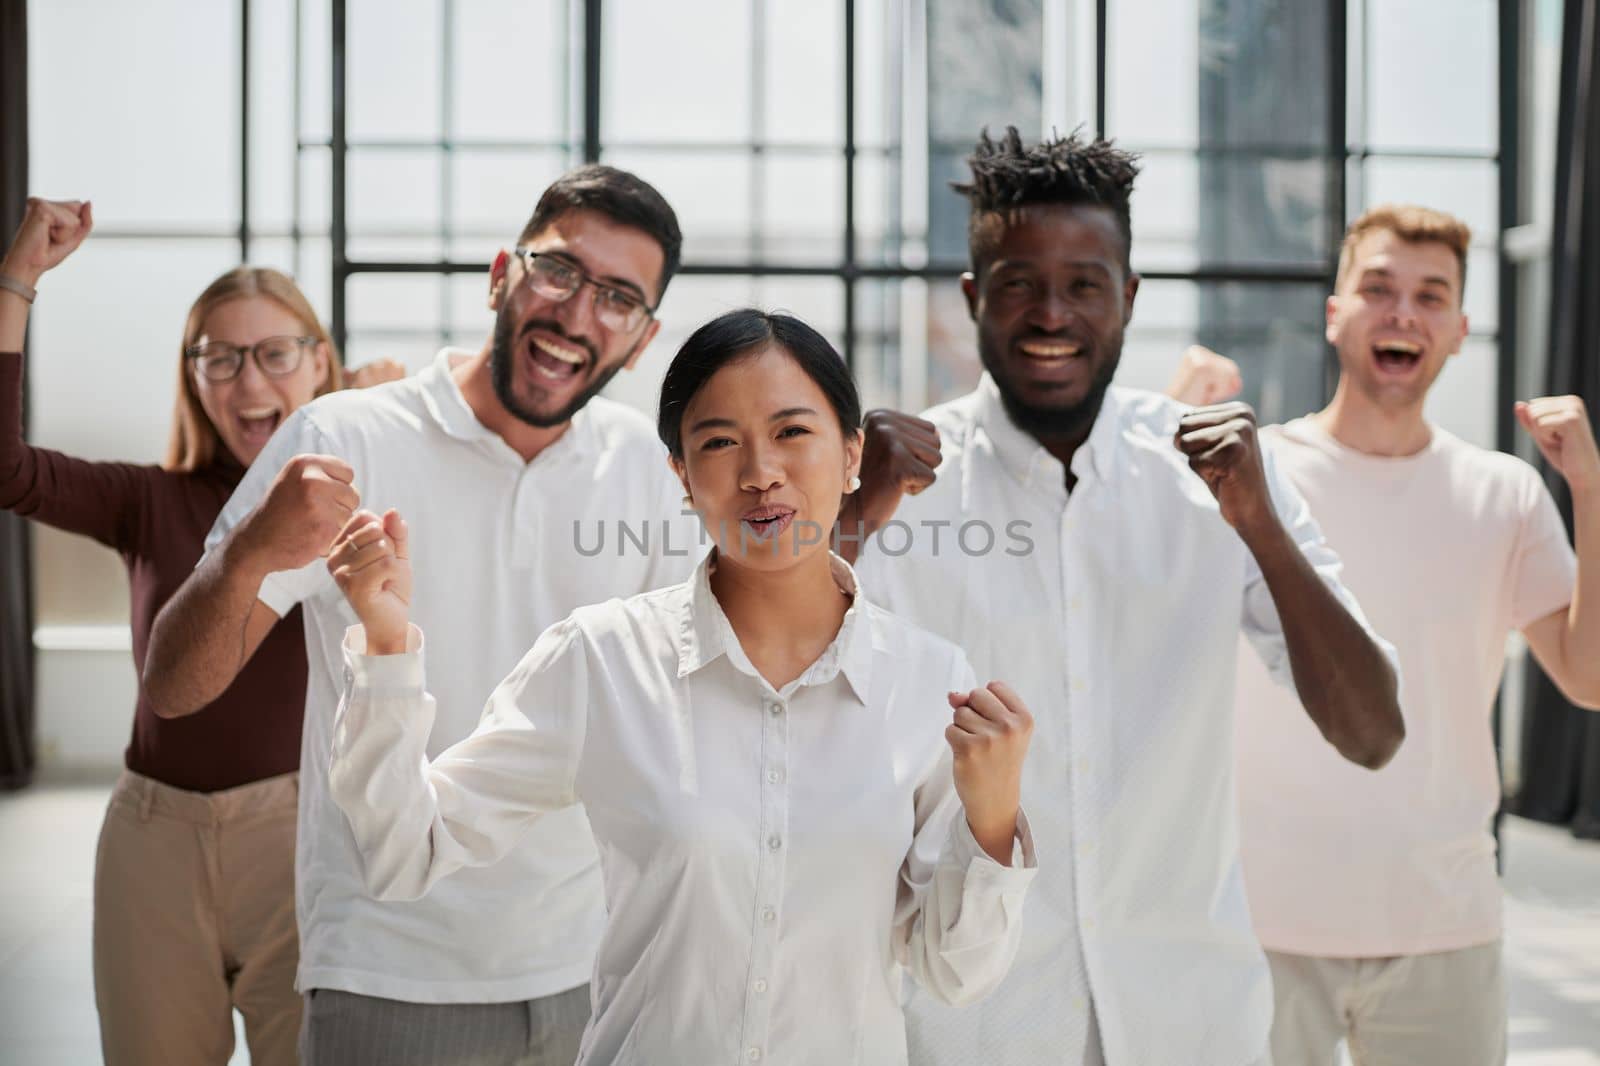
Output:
[1335, 203, 1472, 297]
[164, 267, 342, 472]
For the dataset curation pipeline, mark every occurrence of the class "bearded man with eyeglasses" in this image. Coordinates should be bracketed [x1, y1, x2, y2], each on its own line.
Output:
[142, 166, 697, 1066]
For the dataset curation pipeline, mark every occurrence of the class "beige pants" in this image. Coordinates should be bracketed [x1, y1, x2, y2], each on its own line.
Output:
[93, 770, 301, 1066]
[1266, 942, 1506, 1066]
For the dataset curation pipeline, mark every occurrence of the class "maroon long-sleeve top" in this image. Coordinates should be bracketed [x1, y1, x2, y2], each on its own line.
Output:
[1, 351, 307, 792]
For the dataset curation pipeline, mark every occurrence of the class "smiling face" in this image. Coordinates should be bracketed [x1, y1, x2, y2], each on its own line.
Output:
[962, 203, 1139, 443]
[1326, 228, 1470, 412]
[671, 344, 862, 573]
[487, 208, 664, 428]
[189, 296, 330, 465]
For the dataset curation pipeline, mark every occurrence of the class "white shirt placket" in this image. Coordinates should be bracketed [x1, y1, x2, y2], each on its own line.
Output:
[1058, 485, 1101, 1019]
[739, 691, 792, 1063]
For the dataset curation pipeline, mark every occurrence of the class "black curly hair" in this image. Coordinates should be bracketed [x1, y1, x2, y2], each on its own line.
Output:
[953, 126, 1142, 275]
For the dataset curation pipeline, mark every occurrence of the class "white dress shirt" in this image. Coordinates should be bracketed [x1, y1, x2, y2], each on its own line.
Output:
[856, 375, 1388, 1066]
[205, 349, 700, 1003]
[329, 553, 1038, 1066]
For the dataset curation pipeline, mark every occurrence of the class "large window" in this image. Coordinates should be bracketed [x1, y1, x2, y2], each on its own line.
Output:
[25, 0, 1509, 625]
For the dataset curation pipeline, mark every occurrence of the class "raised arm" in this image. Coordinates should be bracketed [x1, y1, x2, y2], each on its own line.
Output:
[1516, 396, 1600, 709]
[1166, 344, 1243, 407]
[838, 409, 942, 564]
[0, 199, 166, 549]
[1176, 402, 1404, 770]
[0, 197, 90, 351]
[896, 677, 1038, 1007]
[144, 452, 358, 716]
[325, 510, 586, 899]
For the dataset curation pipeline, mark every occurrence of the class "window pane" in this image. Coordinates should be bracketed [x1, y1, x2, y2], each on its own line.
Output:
[450, 150, 572, 238]
[1424, 337, 1498, 449]
[1135, 151, 1330, 270]
[452, 0, 569, 142]
[1365, 0, 1496, 153]
[30, 0, 239, 228]
[765, 0, 845, 146]
[600, 150, 754, 262]
[347, 149, 443, 244]
[1127, 280, 1328, 424]
[1113, 0, 1328, 149]
[300, 0, 333, 143]
[250, 0, 300, 231]
[927, 0, 1042, 144]
[854, 150, 914, 266]
[1108, 0, 1200, 144]
[854, 277, 984, 412]
[853, 0, 903, 151]
[347, 0, 443, 141]
[603, 0, 753, 143]
[758, 156, 845, 265]
[347, 274, 445, 334]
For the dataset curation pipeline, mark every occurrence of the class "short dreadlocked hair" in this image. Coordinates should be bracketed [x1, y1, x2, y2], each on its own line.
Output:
[953, 127, 1141, 275]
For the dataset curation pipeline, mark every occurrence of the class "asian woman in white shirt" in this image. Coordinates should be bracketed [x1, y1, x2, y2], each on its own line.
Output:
[323, 308, 1038, 1066]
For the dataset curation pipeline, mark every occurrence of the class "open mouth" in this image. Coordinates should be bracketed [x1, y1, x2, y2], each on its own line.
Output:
[235, 406, 283, 450]
[1017, 338, 1084, 363]
[1372, 338, 1424, 375]
[740, 504, 797, 542]
[526, 332, 588, 383]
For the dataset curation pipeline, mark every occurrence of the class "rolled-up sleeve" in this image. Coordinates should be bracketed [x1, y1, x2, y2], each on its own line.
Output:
[892, 655, 1039, 1007]
[328, 616, 590, 901]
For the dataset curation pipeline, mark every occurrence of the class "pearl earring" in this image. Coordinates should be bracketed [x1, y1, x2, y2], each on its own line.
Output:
[846, 475, 861, 493]
[681, 494, 694, 508]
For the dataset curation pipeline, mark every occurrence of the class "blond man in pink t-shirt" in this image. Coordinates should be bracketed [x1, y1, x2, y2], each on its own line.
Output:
[1175, 204, 1600, 1065]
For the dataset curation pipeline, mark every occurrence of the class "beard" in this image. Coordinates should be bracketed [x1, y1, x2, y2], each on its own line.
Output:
[490, 309, 628, 429]
[979, 329, 1123, 444]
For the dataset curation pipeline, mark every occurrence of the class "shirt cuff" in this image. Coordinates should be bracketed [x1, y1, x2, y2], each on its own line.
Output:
[342, 623, 426, 688]
[953, 808, 1039, 879]
[256, 571, 302, 619]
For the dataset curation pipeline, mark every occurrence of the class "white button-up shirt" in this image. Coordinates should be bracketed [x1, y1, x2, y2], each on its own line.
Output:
[329, 554, 1038, 1065]
[206, 349, 700, 1003]
[856, 375, 1384, 1066]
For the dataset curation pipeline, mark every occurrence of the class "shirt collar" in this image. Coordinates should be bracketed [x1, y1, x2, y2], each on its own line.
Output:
[972, 371, 1117, 488]
[673, 550, 874, 705]
[417, 347, 598, 457]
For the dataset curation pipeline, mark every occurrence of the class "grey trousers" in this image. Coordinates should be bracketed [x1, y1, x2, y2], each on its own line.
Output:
[1266, 942, 1506, 1066]
[299, 984, 590, 1066]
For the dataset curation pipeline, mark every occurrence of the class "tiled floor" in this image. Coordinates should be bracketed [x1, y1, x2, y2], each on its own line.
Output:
[1, 782, 1597, 1065]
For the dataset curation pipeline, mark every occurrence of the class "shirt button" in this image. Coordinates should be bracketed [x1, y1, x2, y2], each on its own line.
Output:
[1069, 596, 1083, 611]
[767, 768, 783, 785]
[762, 907, 777, 925]
[767, 834, 783, 851]
[1071, 678, 1086, 693]
[768, 701, 785, 717]
[753, 978, 768, 993]
[747, 1048, 763, 1062]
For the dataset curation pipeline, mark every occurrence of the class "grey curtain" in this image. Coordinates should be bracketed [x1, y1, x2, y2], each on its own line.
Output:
[0, 0, 33, 790]
[1510, 0, 1600, 838]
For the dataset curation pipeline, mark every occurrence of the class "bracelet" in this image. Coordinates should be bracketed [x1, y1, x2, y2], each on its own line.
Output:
[0, 272, 36, 304]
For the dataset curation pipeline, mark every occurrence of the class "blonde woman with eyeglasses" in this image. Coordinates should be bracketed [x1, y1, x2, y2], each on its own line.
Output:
[0, 197, 399, 1066]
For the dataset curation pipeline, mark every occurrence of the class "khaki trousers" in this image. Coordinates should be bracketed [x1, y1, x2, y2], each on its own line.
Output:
[93, 770, 301, 1066]
[1266, 942, 1506, 1066]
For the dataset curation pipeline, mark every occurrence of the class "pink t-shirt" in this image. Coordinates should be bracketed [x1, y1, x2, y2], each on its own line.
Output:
[1235, 417, 1576, 958]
